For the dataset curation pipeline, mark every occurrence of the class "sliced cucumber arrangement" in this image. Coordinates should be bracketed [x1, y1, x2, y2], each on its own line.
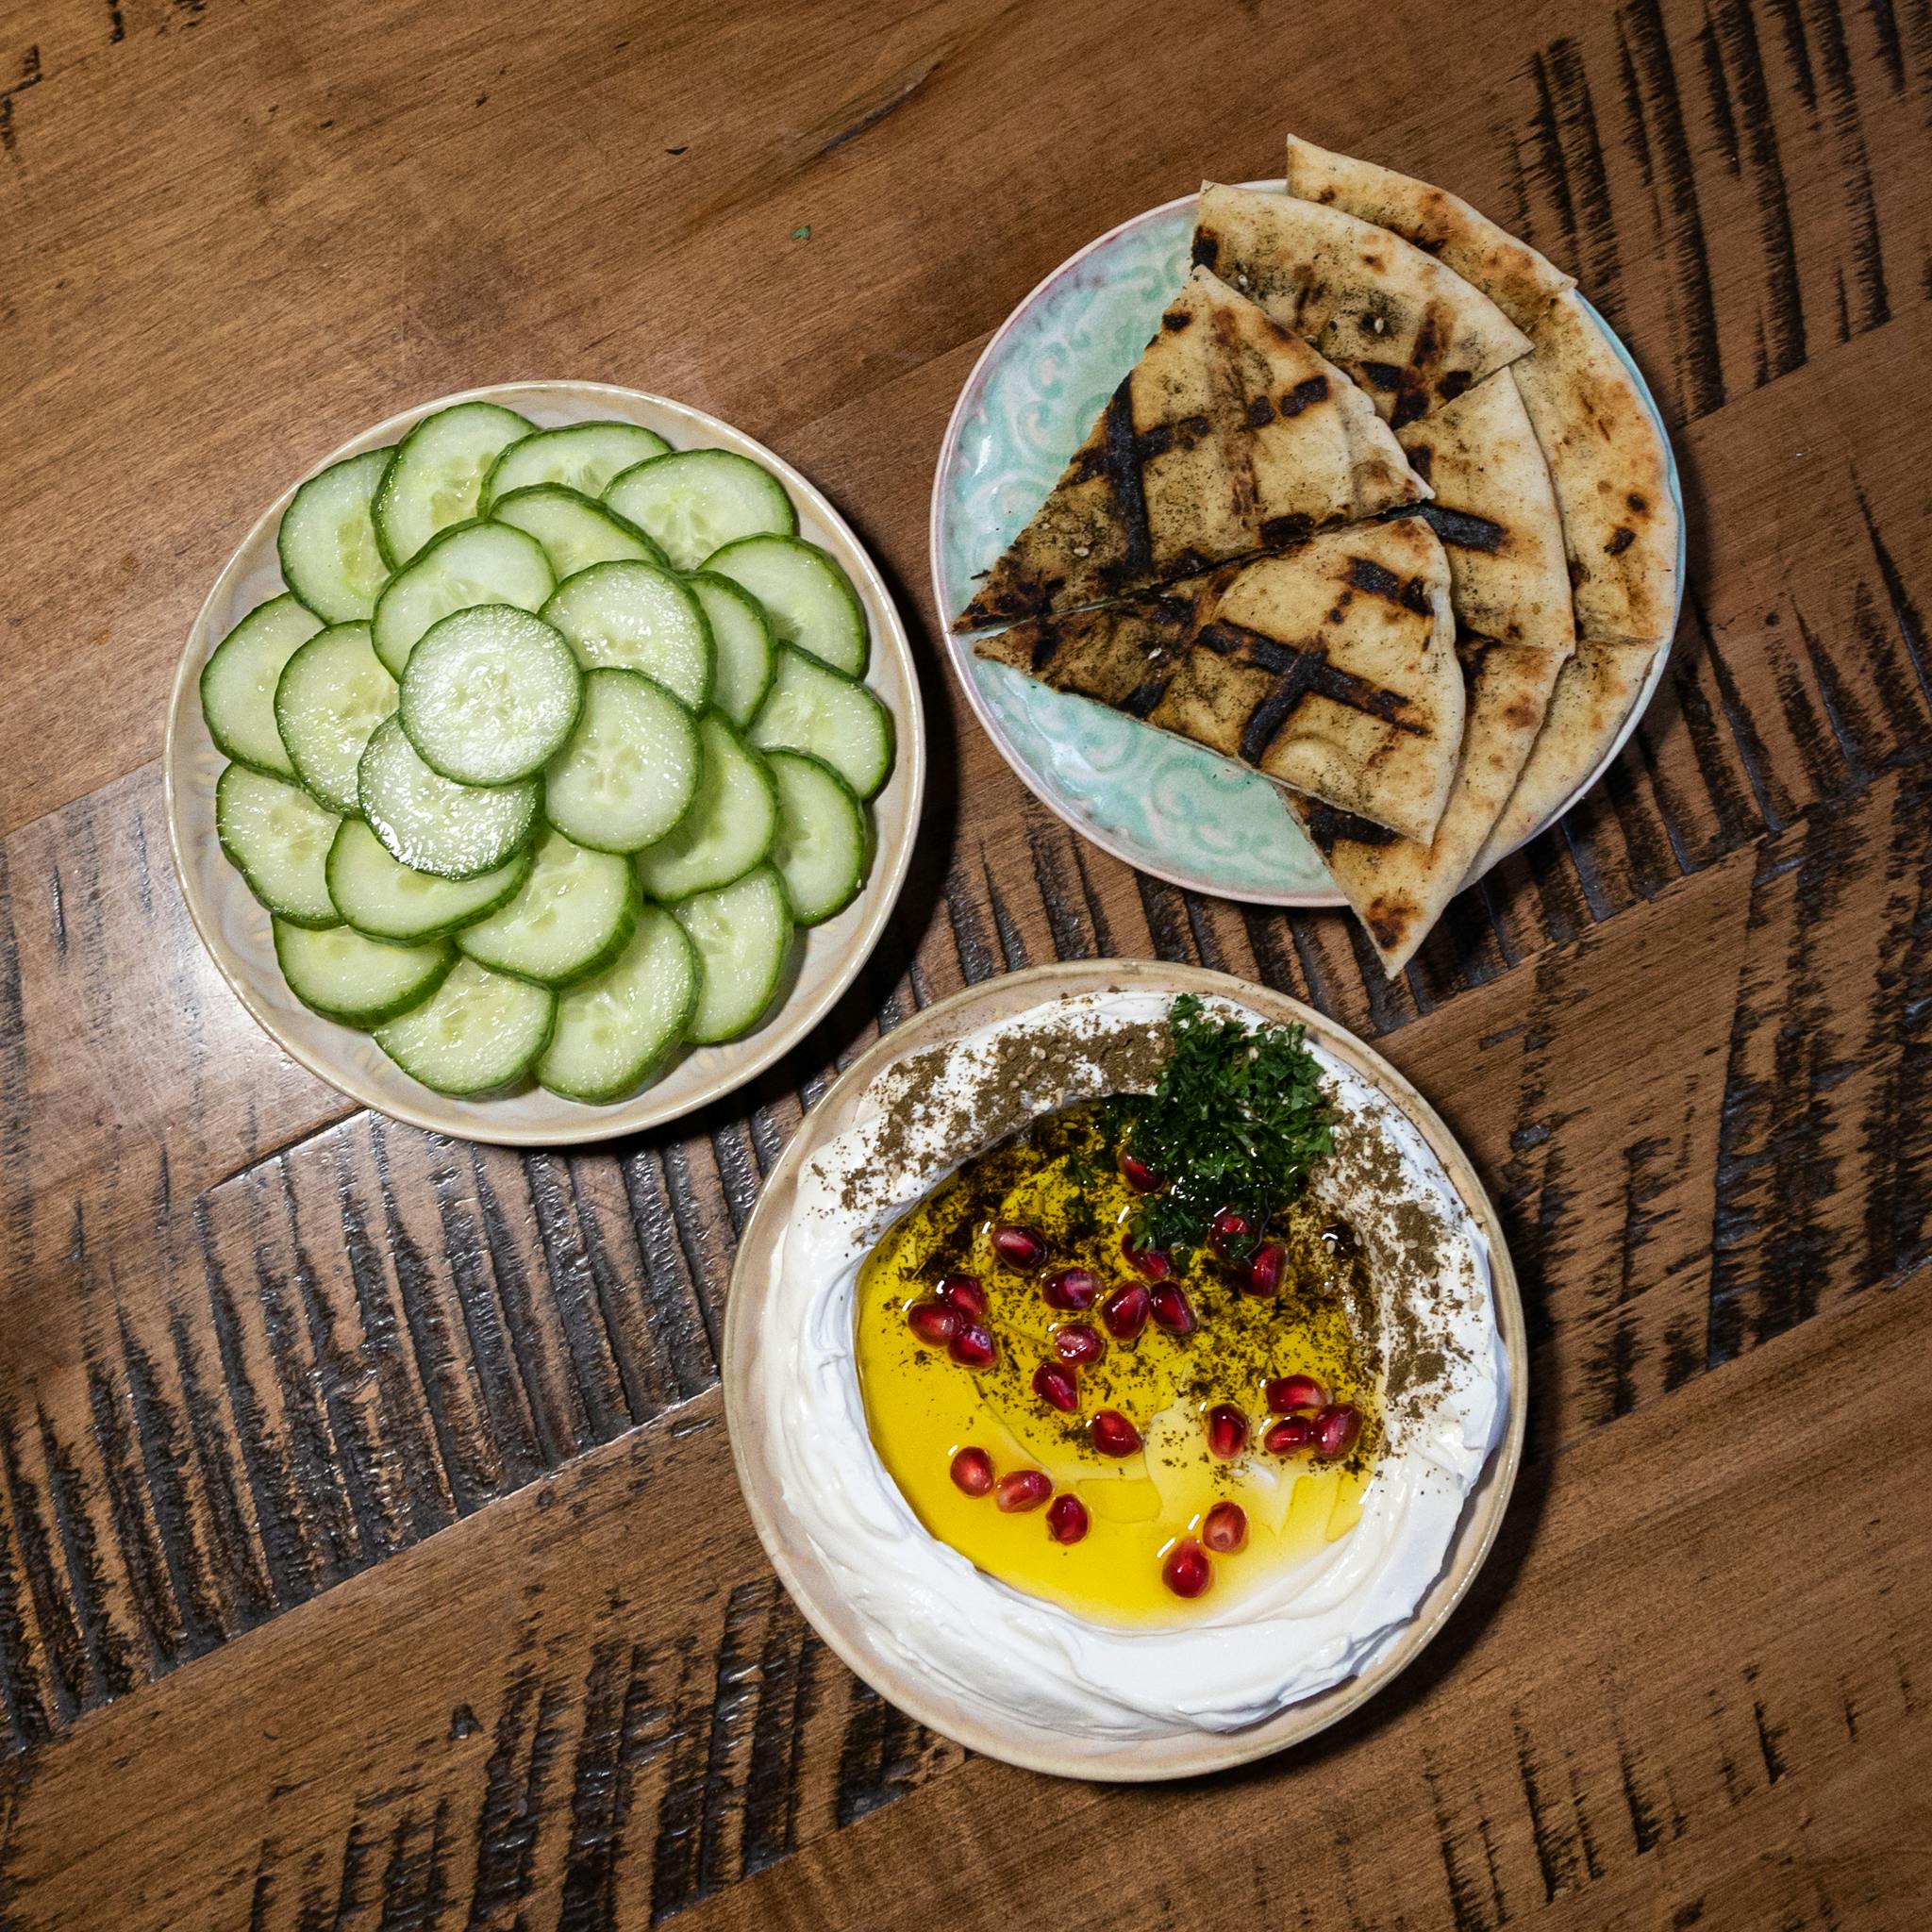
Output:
[480, 421, 671, 510]
[216, 763, 341, 928]
[635, 714, 777, 902]
[399, 606, 581, 784]
[373, 401, 535, 569]
[201, 405, 899, 1110]
[457, 826, 639, 986]
[358, 716, 540, 879]
[275, 919, 454, 1027]
[275, 622, 400, 815]
[371, 519, 556, 677]
[540, 560, 712, 709]
[374, 958, 556, 1095]
[543, 668, 702, 853]
[674, 865, 793, 1044]
[326, 819, 532, 942]
[704, 535, 868, 676]
[279, 447, 392, 623]
[537, 906, 699, 1103]
[200, 594, 324, 776]
[490, 484, 668, 579]
[767, 751, 867, 925]
[605, 449, 796, 572]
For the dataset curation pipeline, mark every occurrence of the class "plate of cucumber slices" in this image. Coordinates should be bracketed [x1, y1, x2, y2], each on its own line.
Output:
[166, 381, 923, 1145]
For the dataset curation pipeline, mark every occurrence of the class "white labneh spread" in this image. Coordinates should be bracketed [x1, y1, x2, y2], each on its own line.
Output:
[758, 992, 1506, 1741]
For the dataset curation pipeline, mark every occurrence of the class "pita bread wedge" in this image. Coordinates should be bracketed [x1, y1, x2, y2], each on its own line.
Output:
[1288, 640, 1563, 974]
[1399, 371, 1575, 657]
[1512, 292, 1679, 646]
[1191, 183, 1530, 429]
[954, 266, 1422, 631]
[1282, 134, 1574, 332]
[1465, 639, 1660, 880]
[975, 518, 1464, 845]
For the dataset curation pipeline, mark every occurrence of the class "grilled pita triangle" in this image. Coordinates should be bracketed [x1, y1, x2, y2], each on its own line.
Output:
[953, 266, 1423, 631]
[974, 518, 1464, 845]
[1399, 371, 1575, 657]
[1191, 184, 1531, 429]
[1287, 640, 1564, 974]
[1282, 134, 1574, 332]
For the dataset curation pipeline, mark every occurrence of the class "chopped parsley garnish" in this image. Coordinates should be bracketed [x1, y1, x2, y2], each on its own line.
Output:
[1125, 994, 1334, 1254]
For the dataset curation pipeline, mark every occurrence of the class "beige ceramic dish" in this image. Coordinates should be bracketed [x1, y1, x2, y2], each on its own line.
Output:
[164, 381, 924, 1148]
[724, 959, 1526, 1780]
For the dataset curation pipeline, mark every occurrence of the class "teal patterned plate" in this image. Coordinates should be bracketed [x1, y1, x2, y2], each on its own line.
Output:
[929, 182, 1683, 908]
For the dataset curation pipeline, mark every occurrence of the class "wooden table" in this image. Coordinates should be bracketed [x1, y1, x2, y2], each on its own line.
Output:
[3, 0, 1929, 1924]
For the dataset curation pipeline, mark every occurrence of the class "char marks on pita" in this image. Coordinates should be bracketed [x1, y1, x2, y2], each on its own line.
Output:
[1191, 183, 1530, 431]
[975, 519, 1465, 845]
[953, 266, 1423, 631]
[1282, 133, 1574, 333]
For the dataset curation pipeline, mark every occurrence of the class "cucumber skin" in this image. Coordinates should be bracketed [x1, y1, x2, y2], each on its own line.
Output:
[686, 573, 777, 726]
[457, 841, 642, 990]
[274, 623, 398, 818]
[215, 763, 342, 930]
[674, 866, 794, 1045]
[703, 535, 869, 677]
[200, 595, 322, 779]
[767, 749, 869, 926]
[490, 484, 671, 574]
[373, 403, 536, 572]
[325, 821, 533, 943]
[537, 915, 701, 1104]
[274, 921, 457, 1028]
[375, 970, 558, 1097]
[480, 423, 673, 512]
[749, 650, 896, 801]
[278, 447, 393, 625]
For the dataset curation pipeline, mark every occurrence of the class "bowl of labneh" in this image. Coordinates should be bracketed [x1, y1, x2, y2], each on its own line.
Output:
[723, 960, 1524, 1778]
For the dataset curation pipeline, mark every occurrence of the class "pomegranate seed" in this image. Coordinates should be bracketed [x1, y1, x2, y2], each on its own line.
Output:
[1046, 1494, 1090, 1544]
[1242, 1241, 1286, 1296]
[1054, 1323, 1106, 1366]
[949, 1446, 993, 1496]
[991, 1224, 1045, 1269]
[1101, 1282, 1151, 1341]
[1206, 1403, 1249, 1460]
[1208, 1208, 1253, 1257]
[1162, 1538, 1212, 1598]
[1091, 1408, 1141, 1457]
[1202, 1500, 1248, 1554]
[1031, 1359, 1079, 1412]
[937, 1274, 987, 1318]
[949, 1322, 996, 1369]
[995, 1469, 1052, 1512]
[1117, 1148, 1161, 1193]
[1264, 1415, 1318, 1456]
[1265, 1374, 1328, 1414]
[906, 1300, 958, 1345]
[1121, 1232, 1174, 1279]
[1149, 1282, 1196, 1334]
[1314, 1403, 1363, 1461]
[1041, 1266, 1100, 1311]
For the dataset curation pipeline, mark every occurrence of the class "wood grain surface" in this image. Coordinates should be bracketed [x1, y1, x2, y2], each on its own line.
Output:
[3, 0, 1929, 1924]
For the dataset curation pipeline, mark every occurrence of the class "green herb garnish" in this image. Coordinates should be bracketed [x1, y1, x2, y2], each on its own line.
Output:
[1125, 994, 1334, 1254]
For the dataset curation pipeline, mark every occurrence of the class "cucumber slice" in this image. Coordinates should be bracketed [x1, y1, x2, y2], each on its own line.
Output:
[373, 401, 535, 569]
[399, 607, 582, 785]
[274, 623, 400, 815]
[358, 716, 540, 879]
[200, 594, 324, 777]
[687, 573, 776, 727]
[604, 449, 796, 573]
[215, 763, 341, 928]
[673, 865, 793, 1044]
[536, 905, 699, 1102]
[703, 535, 868, 676]
[370, 519, 556, 678]
[542, 668, 702, 854]
[278, 447, 393, 623]
[326, 819, 531, 942]
[274, 918, 454, 1027]
[767, 750, 868, 925]
[747, 647, 894, 800]
[456, 826, 639, 986]
[375, 958, 555, 1095]
[490, 484, 668, 579]
[479, 422, 672, 510]
[540, 560, 712, 710]
[635, 714, 778, 901]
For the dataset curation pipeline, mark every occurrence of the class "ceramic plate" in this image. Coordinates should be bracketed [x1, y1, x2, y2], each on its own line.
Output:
[165, 381, 924, 1148]
[722, 960, 1527, 1779]
[930, 183, 1686, 907]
